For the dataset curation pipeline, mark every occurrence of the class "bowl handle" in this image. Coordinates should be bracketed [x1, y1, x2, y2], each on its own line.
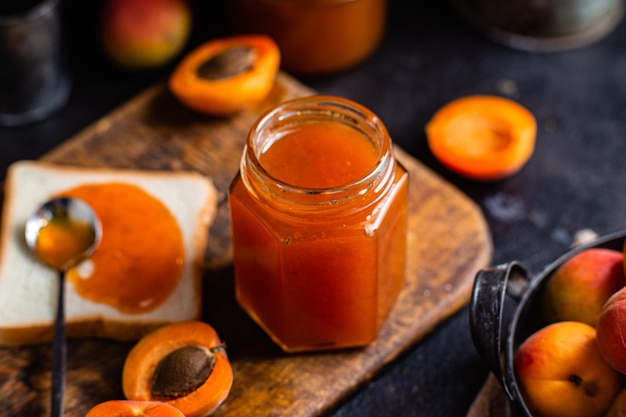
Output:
[469, 261, 530, 400]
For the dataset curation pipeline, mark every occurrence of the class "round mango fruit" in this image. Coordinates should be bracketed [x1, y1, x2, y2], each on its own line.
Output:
[101, 0, 191, 70]
[122, 321, 233, 417]
[169, 34, 280, 116]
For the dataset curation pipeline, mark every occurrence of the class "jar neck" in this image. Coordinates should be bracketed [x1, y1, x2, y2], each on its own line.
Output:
[240, 95, 396, 215]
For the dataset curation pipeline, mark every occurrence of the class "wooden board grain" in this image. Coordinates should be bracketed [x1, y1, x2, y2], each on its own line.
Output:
[0, 73, 492, 416]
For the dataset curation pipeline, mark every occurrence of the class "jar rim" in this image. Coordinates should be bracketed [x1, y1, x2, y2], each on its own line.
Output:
[239, 95, 397, 214]
[243, 95, 393, 200]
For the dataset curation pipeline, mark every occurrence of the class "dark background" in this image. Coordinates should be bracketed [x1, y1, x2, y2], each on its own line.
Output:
[3, 0, 626, 415]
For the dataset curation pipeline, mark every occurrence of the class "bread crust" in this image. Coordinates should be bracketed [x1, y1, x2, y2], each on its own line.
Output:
[0, 160, 218, 346]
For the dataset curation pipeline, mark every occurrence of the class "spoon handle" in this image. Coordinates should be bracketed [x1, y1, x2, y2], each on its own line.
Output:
[50, 271, 66, 417]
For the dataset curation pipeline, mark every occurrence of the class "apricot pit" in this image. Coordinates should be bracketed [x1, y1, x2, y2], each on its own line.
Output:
[196, 46, 256, 80]
[152, 345, 215, 399]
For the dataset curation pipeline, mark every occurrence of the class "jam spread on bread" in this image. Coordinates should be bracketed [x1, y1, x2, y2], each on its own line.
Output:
[59, 182, 184, 314]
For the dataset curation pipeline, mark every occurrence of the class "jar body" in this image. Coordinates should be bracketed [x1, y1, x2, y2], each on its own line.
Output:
[228, 96, 408, 352]
[229, 0, 387, 76]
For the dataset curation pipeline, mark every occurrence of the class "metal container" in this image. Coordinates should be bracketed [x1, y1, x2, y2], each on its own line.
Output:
[469, 230, 626, 416]
[455, 0, 624, 52]
[0, 0, 71, 126]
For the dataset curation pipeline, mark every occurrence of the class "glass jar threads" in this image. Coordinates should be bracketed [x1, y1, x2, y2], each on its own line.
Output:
[229, 95, 408, 352]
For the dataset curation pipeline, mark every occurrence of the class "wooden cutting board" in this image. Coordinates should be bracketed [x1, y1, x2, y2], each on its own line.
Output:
[0, 72, 492, 416]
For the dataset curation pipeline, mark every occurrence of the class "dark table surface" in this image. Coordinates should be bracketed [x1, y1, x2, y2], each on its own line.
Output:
[3, 0, 626, 416]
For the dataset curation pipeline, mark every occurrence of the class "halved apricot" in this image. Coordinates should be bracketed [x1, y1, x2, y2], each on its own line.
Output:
[169, 34, 280, 116]
[122, 321, 233, 417]
[425, 95, 537, 181]
[85, 400, 185, 417]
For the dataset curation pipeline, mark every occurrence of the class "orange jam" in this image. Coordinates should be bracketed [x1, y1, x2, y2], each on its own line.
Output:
[58, 183, 184, 314]
[229, 95, 408, 352]
[260, 121, 378, 187]
[229, 0, 387, 75]
[35, 218, 95, 271]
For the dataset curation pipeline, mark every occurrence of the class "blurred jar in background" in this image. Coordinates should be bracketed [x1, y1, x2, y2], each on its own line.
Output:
[229, 0, 387, 76]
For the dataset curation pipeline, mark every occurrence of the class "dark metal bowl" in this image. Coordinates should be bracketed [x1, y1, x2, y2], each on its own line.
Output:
[469, 230, 626, 416]
[453, 0, 624, 53]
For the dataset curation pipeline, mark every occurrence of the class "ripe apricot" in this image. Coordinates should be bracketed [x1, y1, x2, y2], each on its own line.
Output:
[85, 400, 185, 417]
[514, 321, 622, 417]
[425, 95, 536, 180]
[122, 321, 233, 417]
[541, 248, 626, 327]
[101, 0, 191, 70]
[169, 34, 280, 116]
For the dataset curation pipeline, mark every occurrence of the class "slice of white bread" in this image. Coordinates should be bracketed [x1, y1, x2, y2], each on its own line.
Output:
[0, 160, 218, 346]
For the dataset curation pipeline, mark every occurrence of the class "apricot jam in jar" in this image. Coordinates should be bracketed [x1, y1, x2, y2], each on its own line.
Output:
[229, 95, 408, 352]
[229, 0, 387, 76]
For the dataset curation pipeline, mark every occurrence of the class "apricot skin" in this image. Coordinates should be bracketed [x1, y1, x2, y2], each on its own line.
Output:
[101, 0, 191, 69]
[542, 248, 626, 327]
[604, 387, 626, 417]
[514, 321, 623, 417]
[597, 287, 626, 375]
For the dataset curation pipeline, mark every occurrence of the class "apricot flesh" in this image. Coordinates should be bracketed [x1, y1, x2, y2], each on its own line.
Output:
[85, 400, 185, 417]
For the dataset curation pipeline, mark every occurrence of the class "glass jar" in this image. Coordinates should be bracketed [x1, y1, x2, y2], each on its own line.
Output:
[228, 0, 387, 76]
[228, 95, 408, 352]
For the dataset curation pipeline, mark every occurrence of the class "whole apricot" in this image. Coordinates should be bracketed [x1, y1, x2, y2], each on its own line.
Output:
[101, 0, 191, 70]
[541, 248, 626, 327]
[122, 321, 233, 417]
[515, 321, 622, 417]
[597, 286, 626, 375]
[604, 387, 626, 417]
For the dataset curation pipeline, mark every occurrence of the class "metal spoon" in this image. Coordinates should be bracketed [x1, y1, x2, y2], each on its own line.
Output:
[25, 197, 102, 417]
